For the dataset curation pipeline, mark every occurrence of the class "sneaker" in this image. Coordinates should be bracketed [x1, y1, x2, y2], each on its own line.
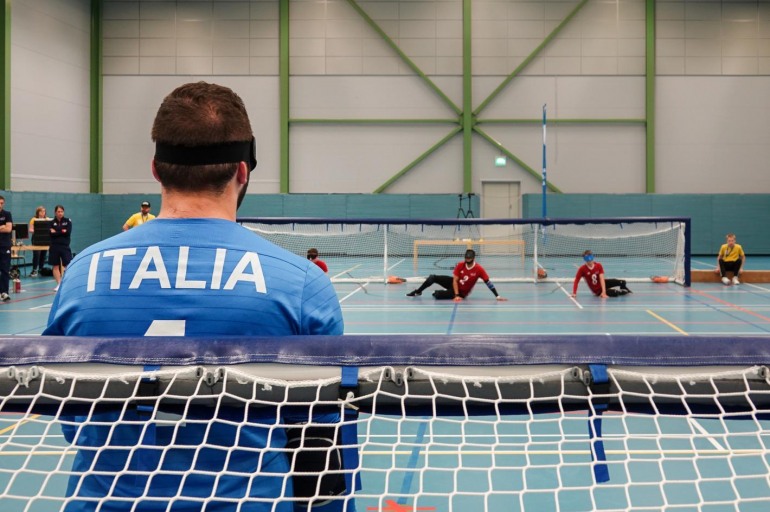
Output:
[29, 270, 38, 277]
[0, 292, 9, 302]
[732, 276, 740, 285]
[53, 285, 59, 292]
[622, 287, 632, 294]
[406, 290, 421, 297]
[721, 277, 730, 285]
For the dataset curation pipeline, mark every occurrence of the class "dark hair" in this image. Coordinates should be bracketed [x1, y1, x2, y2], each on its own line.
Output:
[464, 249, 476, 259]
[583, 250, 592, 256]
[54, 205, 65, 212]
[152, 82, 253, 194]
[307, 248, 319, 259]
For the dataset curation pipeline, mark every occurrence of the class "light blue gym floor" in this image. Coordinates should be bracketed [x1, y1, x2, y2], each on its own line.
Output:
[3, 256, 770, 337]
[1, 257, 770, 510]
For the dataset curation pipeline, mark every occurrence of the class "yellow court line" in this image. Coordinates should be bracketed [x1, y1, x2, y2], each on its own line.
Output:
[646, 310, 689, 336]
[0, 415, 41, 436]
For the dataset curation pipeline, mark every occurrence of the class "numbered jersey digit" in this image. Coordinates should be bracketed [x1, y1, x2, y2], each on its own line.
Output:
[144, 320, 186, 336]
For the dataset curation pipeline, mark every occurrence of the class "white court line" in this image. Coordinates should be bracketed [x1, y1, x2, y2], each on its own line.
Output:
[333, 264, 361, 281]
[30, 303, 52, 310]
[558, 282, 583, 309]
[387, 258, 405, 271]
[339, 283, 370, 303]
[359, 448, 761, 457]
[687, 417, 727, 452]
[745, 282, 770, 293]
[691, 258, 716, 269]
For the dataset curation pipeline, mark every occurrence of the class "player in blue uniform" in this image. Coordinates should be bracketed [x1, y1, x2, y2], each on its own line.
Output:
[44, 82, 346, 512]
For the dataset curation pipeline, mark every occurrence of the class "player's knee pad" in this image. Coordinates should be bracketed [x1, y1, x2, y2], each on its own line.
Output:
[432, 290, 455, 300]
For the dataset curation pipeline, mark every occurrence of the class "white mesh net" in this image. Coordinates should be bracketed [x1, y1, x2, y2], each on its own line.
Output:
[239, 219, 688, 284]
[1, 362, 768, 511]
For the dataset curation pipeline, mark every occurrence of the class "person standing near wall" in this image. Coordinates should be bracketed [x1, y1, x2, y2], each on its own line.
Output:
[49, 205, 72, 292]
[0, 196, 13, 301]
[122, 201, 155, 230]
[29, 206, 50, 277]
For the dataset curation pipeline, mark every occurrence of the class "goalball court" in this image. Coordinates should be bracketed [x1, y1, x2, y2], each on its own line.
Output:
[0, 218, 769, 511]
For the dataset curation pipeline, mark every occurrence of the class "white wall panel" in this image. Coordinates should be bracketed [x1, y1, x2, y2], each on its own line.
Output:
[103, 76, 281, 194]
[10, 0, 90, 192]
[657, 76, 770, 193]
[9, 0, 768, 197]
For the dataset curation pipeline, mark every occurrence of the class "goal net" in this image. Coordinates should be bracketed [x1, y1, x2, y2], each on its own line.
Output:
[238, 217, 690, 285]
[0, 334, 768, 512]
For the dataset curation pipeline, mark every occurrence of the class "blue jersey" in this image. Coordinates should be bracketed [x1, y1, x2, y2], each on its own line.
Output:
[0, 209, 11, 248]
[44, 218, 344, 512]
[44, 218, 343, 337]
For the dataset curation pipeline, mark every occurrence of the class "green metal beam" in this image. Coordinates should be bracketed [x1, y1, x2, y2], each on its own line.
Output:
[645, 0, 656, 193]
[462, 0, 473, 193]
[345, 0, 461, 115]
[479, 118, 646, 125]
[373, 126, 462, 193]
[1, 0, 9, 190]
[89, 0, 103, 194]
[291, 118, 457, 125]
[474, 126, 562, 193]
[279, 0, 290, 193]
[474, 0, 590, 116]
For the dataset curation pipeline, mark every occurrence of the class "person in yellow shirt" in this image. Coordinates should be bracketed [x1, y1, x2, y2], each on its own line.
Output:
[122, 201, 155, 230]
[716, 233, 745, 285]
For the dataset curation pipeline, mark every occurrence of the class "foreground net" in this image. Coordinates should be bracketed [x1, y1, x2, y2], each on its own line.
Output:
[1, 335, 768, 511]
[238, 217, 691, 285]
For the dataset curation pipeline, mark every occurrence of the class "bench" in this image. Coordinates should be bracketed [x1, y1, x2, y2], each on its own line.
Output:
[691, 269, 770, 283]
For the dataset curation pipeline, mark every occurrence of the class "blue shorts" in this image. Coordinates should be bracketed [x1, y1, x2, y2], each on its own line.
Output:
[49, 245, 73, 267]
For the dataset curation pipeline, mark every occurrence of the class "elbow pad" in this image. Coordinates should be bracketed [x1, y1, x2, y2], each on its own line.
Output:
[486, 281, 499, 295]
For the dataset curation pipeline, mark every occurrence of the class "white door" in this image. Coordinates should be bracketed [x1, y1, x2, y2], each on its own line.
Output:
[480, 182, 521, 255]
[482, 181, 520, 219]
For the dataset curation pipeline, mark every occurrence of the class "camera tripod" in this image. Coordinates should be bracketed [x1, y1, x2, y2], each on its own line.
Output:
[456, 193, 475, 219]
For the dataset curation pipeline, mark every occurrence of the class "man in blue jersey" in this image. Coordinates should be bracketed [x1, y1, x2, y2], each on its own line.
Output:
[44, 82, 346, 512]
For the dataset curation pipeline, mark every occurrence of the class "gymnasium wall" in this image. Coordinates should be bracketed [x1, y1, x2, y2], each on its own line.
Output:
[2, 189, 766, 256]
[7, 0, 770, 196]
[9, 0, 91, 193]
[0, 191, 473, 253]
[522, 193, 770, 255]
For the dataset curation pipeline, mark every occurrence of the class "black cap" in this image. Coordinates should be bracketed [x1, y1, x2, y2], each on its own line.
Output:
[141, 201, 151, 208]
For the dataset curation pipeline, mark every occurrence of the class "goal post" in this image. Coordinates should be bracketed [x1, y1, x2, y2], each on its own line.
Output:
[239, 217, 691, 286]
[0, 334, 768, 511]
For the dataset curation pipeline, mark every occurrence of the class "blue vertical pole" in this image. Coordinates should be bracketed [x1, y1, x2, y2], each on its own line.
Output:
[542, 104, 547, 218]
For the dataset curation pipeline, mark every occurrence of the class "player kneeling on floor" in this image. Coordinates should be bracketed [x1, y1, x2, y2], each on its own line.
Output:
[571, 250, 632, 299]
[406, 249, 507, 302]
